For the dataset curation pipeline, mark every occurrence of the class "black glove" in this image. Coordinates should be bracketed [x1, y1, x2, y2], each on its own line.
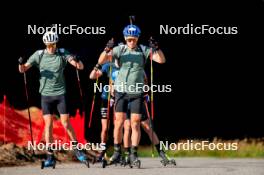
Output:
[18, 57, 24, 65]
[72, 55, 80, 62]
[104, 38, 114, 53]
[94, 63, 102, 71]
[148, 37, 159, 51]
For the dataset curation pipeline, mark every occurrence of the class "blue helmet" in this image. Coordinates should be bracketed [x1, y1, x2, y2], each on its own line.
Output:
[123, 25, 141, 37]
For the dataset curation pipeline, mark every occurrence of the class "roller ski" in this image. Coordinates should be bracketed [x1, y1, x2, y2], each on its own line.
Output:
[41, 154, 56, 169]
[159, 151, 176, 166]
[129, 152, 141, 169]
[121, 151, 130, 167]
[74, 149, 90, 168]
[98, 152, 109, 168]
[101, 156, 108, 168]
[108, 150, 123, 166]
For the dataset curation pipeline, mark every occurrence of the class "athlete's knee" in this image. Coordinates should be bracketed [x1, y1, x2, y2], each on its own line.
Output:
[131, 120, 140, 130]
[115, 117, 124, 127]
[124, 124, 131, 134]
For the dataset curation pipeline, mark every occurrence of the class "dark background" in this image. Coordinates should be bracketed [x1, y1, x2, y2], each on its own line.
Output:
[1, 1, 263, 144]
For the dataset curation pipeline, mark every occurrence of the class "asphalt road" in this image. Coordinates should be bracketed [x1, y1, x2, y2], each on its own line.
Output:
[0, 158, 264, 175]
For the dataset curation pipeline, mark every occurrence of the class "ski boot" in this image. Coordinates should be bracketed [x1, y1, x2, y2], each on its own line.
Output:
[101, 156, 108, 168]
[122, 151, 130, 167]
[159, 151, 176, 166]
[41, 154, 56, 169]
[99, 152, 109, 168]
[109, 150, 123, 166]
[109, 150, 122, 166]
[129, 152, 141, 168]
[74, 149, 90, 168]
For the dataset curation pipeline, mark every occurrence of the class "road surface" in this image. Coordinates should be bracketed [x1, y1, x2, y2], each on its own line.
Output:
[0, 158, 264, 175]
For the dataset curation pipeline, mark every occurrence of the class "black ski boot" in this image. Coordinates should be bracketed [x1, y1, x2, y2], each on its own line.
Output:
[41, 154, 56, 169]
[109, 150, 122, 165]
[74, 149, 90, 168]
[123, 151, 130, 167]
[129, 147, 141, 168]
[159, 150, 176, 166]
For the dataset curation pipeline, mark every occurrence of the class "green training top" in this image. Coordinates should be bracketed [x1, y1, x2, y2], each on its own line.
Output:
[26, 48, 72, 96]
[112, 44, 151, 95]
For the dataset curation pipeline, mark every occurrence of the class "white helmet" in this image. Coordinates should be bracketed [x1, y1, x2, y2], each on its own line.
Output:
[42, 31, 59, 44]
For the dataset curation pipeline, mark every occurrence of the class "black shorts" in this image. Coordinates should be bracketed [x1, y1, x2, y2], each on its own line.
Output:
[115, 92, 144, 114]
[41, 94, 68, 115]
[126, 102, 149, 121]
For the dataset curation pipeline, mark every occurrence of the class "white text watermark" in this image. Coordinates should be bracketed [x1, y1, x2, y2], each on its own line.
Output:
[160, 140, 238, 151]
[160, 24, 238, 35]
[27, 24, 106, 35]
[27, 140, 106, 151]
[94, 82, 172, 93]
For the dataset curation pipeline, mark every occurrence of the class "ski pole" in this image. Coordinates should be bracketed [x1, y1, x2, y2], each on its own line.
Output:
[3, 95, 6, 144]
[105, 38, 114, 145]
[106, 51, 113, 139]
[144, 97, 155, 157]
[88, 76, 99, 128]
[149, 46, 155, 157]
[20, 57, 35, 155]
[129, 15, 135, 25]
[76, 67, 84, 117]
[75, 56, 85, 118]
[149, 47, 154, 121]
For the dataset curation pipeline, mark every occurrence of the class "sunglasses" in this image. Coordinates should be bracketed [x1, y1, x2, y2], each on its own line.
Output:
[46, 43, 56, 47]
[126, 38, 137, 43]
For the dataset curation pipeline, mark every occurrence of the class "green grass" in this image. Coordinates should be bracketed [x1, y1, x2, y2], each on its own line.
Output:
[136, 138, 264, 158]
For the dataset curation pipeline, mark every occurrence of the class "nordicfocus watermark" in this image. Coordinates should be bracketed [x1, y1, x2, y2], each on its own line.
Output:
[160, 140, 238, 151]
[160, 24, 238, 35]
[27, 140, 106, 151]
[27, 24, 106, 35]
[94, 82, 172, 93]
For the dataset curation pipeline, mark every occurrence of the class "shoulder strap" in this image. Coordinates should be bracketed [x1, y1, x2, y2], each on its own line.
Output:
[115, 44, 126, 68]
[58, 48, 66, 60]
[138, 44, 147, 65]
[38, 50, 45, 66]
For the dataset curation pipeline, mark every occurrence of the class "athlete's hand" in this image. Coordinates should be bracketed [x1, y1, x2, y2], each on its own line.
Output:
[72, 55, 80, 62]
[94, 63, 102, 71]
[148, 37, 159, 51]
[18, 57, 25, 65]
[104, 38, 114, 53]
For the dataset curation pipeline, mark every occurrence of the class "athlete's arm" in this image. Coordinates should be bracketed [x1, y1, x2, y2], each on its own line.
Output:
[98, 51, 112, 65]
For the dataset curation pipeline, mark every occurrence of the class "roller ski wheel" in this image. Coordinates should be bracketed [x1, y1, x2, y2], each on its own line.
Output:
[170, 159, 177, 166]
[102, 158, 107, 168]
[122, 154, 130, 167]
[129, 159, 141, 169]
[84, 159, 90, 168]
[41, 156, 56, 169]
[161, 159, 176, 166]
[109, 151, 122, 166]
[91, 156, 96, 164]
[159, 151, 176, 167]
[74, 150, 90, 168]
[129, 153, 141, 169]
